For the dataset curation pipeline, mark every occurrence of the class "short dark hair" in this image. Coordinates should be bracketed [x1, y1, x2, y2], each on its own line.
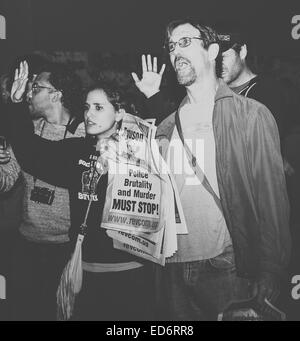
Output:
[86, 72, 133, 114]
[47, 63, 83, 119]
[164, 18, 222, 77]
[216, 22, 257, 72]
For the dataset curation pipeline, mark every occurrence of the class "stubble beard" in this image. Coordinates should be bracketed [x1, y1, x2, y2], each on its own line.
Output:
[176, 65, 197, 87]
[28, 102, 46, 120]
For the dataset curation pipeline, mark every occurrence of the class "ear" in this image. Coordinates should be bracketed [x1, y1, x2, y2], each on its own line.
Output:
[115, 108, 125, 122]
[239, 44, 248, 61]
[208, 43, 220, 61]
[51, 90, 62, 103]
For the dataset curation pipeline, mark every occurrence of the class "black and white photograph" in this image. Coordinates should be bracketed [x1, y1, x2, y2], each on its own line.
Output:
[0, 0, 300, 324]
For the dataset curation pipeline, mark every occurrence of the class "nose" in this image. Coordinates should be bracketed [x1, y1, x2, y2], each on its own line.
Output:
[170, 43, 181, 55]
[26, 89, 33, 102]
[174, 43, 184, 54]
[85, 107, 93, 120]
[170, 49, 178, 63]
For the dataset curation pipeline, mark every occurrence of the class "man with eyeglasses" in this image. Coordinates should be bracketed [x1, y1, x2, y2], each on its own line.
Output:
[152, 18, 291, 321]
[8, 61, 85, 321]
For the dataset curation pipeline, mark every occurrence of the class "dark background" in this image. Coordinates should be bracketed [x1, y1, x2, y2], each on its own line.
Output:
[0, 0, 300, 74]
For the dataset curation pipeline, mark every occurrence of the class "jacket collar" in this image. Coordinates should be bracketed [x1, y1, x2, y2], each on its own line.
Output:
[180, 79, 235, 107]
[248, 75, 259, 86]
[215, 79, 235, 102]
[67, 117, 83, 134]
[157, 79, 236, 140]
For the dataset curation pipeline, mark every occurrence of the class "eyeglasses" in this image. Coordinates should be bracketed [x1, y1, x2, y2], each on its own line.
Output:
[167, 37, 203, 53]
[31, 83, 57, 94]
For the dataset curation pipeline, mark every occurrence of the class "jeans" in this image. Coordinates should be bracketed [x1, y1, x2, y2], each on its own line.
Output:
[161, 247, 252, 321]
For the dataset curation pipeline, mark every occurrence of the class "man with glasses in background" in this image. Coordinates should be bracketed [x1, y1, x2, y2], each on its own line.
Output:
[154, 18, 290, 320]
[9, 61, 85, 321]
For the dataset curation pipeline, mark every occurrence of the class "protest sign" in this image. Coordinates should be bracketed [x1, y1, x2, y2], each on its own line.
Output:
[100, 114, 164, 234]
[97, 113, 186, 263]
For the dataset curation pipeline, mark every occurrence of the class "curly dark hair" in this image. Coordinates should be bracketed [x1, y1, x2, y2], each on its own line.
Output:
[86, 71, 135, 114]
[164, 18, 222, 78]
[47, 63, 84, 119]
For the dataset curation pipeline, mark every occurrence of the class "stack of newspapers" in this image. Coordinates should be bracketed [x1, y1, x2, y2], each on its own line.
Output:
[98, 114, 187, 265]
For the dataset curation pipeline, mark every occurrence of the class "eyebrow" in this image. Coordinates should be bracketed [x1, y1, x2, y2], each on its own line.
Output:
[84, 102, 107, 106]
[169, 34, 201, 42]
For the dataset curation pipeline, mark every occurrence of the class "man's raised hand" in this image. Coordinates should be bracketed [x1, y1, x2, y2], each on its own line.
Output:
[11, 61, 29, 103]
[131, 54, 166, 98]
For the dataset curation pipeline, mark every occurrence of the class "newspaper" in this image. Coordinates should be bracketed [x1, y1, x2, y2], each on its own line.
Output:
[96, 113, 186, 264]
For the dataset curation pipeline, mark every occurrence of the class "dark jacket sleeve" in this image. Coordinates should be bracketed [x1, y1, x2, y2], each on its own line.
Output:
[6, 103, 82, 188]
[247, 103, 291, 279]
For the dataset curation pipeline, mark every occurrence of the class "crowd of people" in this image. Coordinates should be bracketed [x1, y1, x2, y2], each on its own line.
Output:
[0, 18, 299, 321]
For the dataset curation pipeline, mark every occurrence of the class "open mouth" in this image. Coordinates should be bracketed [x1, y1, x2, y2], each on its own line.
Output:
[221, 68, 228, 76]
[175, 58, 190, 71]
